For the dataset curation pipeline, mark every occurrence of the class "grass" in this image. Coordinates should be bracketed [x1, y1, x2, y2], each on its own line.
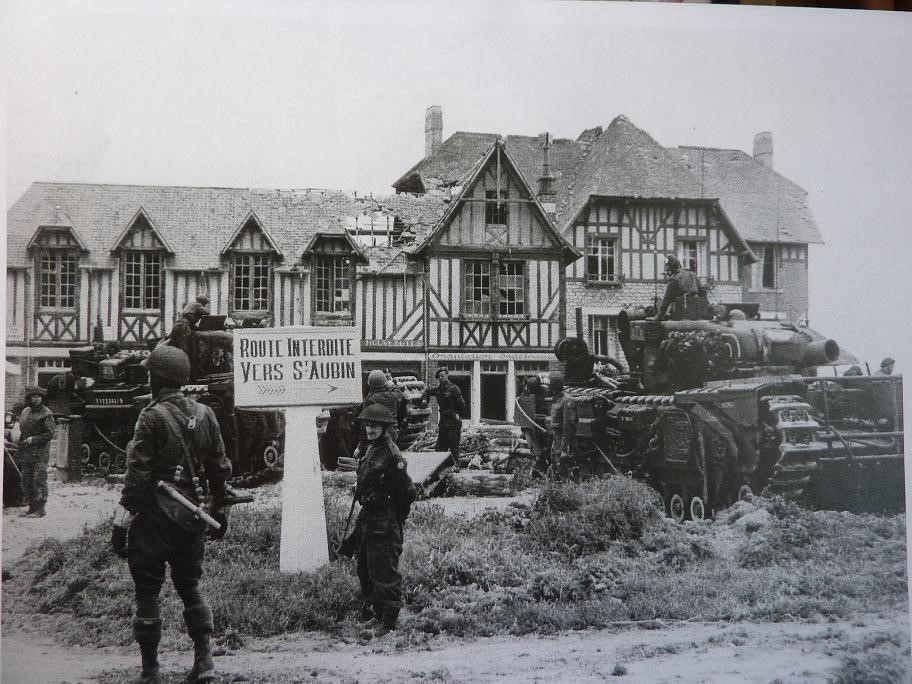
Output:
[1, 477, 908, 649]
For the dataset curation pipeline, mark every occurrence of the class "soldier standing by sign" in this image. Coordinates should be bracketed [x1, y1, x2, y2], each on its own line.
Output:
[110, 346, 232, 684]
[17, 387, 56, 518]
[420, 367, 466, 466]
[352, 404, 417, 633]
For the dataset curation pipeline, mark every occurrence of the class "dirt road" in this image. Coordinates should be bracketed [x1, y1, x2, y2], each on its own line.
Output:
[2, 473, 909, 683]
[3, 612, 907, 683]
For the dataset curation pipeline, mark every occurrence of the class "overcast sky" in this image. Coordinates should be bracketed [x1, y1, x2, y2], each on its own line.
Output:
[3, 0, 912, 371]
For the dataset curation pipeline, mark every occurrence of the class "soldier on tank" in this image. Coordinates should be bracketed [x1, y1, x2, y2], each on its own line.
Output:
[165, 295, 211, 360]
[657, 255, 700, 321]
[875, 357, 896, 375]
[352, 404, 417, 634]
[110, 346, 232, 684]
[420, 367, 466, 466]
[16, 387, 56, 518]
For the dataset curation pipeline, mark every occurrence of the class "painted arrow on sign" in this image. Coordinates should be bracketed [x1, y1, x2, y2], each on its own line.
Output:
[257, 384, 288, 396]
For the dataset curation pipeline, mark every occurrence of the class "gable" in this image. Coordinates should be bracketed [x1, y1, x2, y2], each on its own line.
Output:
[419, 141, 580, 262]
[110, 208, 174, 253]
[26, 225, 88, 252]
[221, 212, 282, 256]
[302, 231, 369, 264]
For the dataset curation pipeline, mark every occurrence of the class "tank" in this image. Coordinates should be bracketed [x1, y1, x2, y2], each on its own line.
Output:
[48, 328, 285, 485]
[553, 307, 904, 519]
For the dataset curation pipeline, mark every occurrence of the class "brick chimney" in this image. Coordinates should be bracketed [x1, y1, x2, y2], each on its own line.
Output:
[753, 131, 773, 169]
[425, 105, 442, 158]
[538, 132, 556, 218]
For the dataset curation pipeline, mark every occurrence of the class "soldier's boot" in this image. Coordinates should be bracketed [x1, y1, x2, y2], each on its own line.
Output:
[24, 505, 46, 518]
[183, 604, 216, 683]
[132, 617, 163, 684]
[379, 607, 399, 631]
[357, 602, 375, 622]
[19, 505, 35, 517]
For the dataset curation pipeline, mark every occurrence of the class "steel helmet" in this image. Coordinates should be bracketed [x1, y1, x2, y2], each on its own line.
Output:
[143, 346, 191, 385]
[664, 255, 682, 272]
[368, 369, 388, 389]
[356, 404, 397, 425]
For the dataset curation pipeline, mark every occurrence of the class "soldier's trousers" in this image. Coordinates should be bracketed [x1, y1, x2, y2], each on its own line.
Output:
[19, 455, 48, 508]
[356, 508, 404, 624]
[435, 419, 462, 464]
[127, 504, 213, 637]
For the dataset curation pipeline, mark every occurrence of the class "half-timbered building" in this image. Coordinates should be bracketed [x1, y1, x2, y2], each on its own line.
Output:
[394, 110, 823, 361]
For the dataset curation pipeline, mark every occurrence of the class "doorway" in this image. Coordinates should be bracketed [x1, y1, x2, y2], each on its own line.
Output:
[480, 374, 507, 421]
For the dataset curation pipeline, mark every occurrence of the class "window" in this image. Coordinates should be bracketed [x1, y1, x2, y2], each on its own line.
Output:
[590, 315, 619, 358]
[314, 255, 352, 314]
[463, 260, 491, 316]
[751, 245, 779, 290]
[124, 252, 162, 310]
[680, 240, 700, 275]
[498, 261, 525, 316]
[39, 251, 78, 308]
[485, 190, 508, 225]
[586, 236, 618, 282]
[233, 254, 271, 311]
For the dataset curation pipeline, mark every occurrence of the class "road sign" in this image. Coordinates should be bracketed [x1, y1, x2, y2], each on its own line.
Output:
[233, 326, 362, 408]
[232, 326, 362, 573]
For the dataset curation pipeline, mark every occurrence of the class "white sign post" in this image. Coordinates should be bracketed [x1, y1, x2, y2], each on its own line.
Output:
[233, 326, 362, 573]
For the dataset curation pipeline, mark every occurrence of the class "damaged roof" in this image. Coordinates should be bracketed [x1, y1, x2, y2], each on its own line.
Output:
[6, 183, 447, 271]
[395, 115, 823, 245]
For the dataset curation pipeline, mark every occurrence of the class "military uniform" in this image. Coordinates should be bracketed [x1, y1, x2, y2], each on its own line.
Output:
[422, 382, 466, 462]
[18, 398, 56, 516]
[514, 391, 547, 474]
[548, 390, 577, 479]
[354, 430, 417, 628]
[658, 268, 700, 321]
[120, 390, 232, 683]
[361, 386, 409, 443]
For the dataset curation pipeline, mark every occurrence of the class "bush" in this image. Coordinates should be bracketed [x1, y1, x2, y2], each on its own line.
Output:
[526, 477, 662, 557]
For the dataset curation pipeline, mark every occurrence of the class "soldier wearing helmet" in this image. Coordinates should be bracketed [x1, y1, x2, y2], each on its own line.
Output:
[165, 296, 211, 362]
[352, 404, 417, 633]
[876, 357, 896, 375]
[546, 372, 578, 479]
[352, 370, 410, 460]
[111, 345, 232, 683]
[419, 367, 466, 466]
[16, 386, 56, 518]
[657, 254, 700, 321]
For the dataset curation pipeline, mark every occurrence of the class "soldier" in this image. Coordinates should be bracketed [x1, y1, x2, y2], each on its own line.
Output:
[843, 365, 864, 377]
[17, 387, 56, 518]
[352, 404, 417, 633]
[514, 377, 548, 476]
[546, 372, 577, 480]
[420, 367, 466, 466]
[657, 255, 700, 321]
[166, 296, 210, 359]
[875, 357, 896, 375]
[110, 346, 232, 684]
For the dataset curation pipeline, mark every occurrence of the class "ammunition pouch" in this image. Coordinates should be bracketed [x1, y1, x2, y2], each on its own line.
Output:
[154, 485, 208, 534]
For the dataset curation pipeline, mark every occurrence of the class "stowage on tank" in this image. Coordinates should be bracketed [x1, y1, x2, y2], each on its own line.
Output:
[550, 305, 904, 520]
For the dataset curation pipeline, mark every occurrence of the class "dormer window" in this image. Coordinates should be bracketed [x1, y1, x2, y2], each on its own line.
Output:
[39, 250, 78, 309]
[221, 213, 281, 318]
[124, 251, 162, 310]
[314, 255, 352, 315]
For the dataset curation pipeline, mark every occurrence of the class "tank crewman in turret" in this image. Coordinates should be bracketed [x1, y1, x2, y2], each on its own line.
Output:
[420, 367, 466, 466]
[546, 372, 578, 480]
[352, 404, 417, 633]
[111, 346, 232, 684]
[657, 255, 700, 321]
[843, 365, 864, 377]
[514, 377, 548, 477]
[165, 295, 211, 360]
[17, 387, 56, 518]
[875, 357, 896, 375]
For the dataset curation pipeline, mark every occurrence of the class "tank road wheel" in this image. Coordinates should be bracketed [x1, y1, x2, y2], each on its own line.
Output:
[263, 444, 282, 472]
[738, 484, 754, 502]
[689, 496, 706, 521]
[114, 451, 127, 474]
[80, 443, 92, 466]
[97, 451, 112, 476]
[669, 493, 686, 524]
